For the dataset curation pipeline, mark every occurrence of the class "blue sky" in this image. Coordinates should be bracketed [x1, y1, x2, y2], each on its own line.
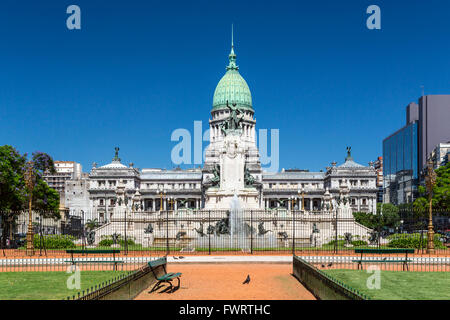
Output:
[1, 0, 449, 172]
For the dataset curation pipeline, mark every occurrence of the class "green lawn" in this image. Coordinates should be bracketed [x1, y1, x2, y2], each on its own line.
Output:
[324, 269, 450, 300]
[0, 271, 127, 300]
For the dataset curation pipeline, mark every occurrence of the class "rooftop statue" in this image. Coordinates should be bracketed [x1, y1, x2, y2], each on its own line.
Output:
[113, 147, 120, 161]
[346, 146, 353, 161]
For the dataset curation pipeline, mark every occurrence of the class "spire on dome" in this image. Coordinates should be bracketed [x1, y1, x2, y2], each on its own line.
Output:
[227, 24, 238, 71]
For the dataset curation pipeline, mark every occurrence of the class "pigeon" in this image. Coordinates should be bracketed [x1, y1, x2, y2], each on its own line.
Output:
[383, 257, 387, 261]
[321, 264, 325, 268]
[243, 275, 250, 284]
[179, 256, 185, 259]
[327, 262, 333, 267]
[173, 256, 178, 260]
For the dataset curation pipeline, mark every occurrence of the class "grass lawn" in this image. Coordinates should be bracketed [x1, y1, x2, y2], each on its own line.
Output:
[0, 271, 128, 300]
[324, 269, 450, 300]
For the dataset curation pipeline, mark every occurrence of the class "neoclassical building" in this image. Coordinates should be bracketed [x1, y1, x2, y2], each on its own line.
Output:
[80, 40, 377, 221]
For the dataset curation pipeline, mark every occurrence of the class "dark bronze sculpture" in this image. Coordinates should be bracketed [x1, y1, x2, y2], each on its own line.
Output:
[144, 224, 154, 234]
[207, 164, 220, 187]
[214, 212, 231, 236]
[244, 165, 255, 187]
[257, 222, 272, 236]
[225, 101, 244, 130]
[86, 231, 95, 246]
[111, 233, 120, 245]
[193, 222, 206, 237]
[175, 231, 187, 241]
[344, 232, 353, 246]
[278, 231, 288, 240]
[312, 223, 320, 233]
[207, 225, 215, 235]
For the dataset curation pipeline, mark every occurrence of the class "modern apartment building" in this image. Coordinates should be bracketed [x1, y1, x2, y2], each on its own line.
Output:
[383, 95, 450, 205]
[43, 161, 82, 194]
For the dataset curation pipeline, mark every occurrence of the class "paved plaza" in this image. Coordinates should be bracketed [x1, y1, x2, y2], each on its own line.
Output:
[135, 263, 316, 300]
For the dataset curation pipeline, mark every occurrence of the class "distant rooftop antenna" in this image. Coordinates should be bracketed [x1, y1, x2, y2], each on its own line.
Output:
[420, 85, 425, 97]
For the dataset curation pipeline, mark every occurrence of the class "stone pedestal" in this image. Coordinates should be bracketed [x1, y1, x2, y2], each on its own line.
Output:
[204, 133, 260, 209]
[205, 188, 259, 209]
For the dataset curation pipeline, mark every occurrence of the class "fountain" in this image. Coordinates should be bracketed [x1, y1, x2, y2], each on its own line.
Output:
[229, 194, 250, 251]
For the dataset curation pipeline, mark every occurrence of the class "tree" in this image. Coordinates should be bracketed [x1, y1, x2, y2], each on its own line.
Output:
[376, 203, 401, 228]
[413, 162, 450, 213]
[353, 203, 401, 230]
[85, 218, 99, 231]
[0, 145, 60, 246]
[0, 145, 28, 211]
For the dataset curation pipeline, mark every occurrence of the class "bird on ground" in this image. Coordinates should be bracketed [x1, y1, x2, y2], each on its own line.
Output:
[179, 256, 185, 259]
[173, 256, 178, 260]
[327, 262, 333, 267]
[321, 264, 325, 268]
[243, 275, 250, 284]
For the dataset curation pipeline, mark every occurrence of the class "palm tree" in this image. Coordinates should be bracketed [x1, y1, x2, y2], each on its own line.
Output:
[85, 218, 99, 231]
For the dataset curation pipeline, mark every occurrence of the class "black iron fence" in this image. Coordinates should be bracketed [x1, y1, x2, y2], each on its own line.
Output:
[65, 258, 164, 300]
[293, 255, 368, 300]
[1, 209, 449, 254]
[1, 209, 449, 272]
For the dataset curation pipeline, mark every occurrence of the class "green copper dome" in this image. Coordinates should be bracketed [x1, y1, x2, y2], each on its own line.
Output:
[212, 44, 253, 112]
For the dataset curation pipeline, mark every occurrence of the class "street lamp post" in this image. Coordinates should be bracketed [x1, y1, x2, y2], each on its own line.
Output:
[425, 160, 437, 254]
[124, 194, 129, 255]
[24, 162, 35, 256]
[157, 186, 168, 255]
[158, 187, 166, 212]
[168, 197, 175, 211]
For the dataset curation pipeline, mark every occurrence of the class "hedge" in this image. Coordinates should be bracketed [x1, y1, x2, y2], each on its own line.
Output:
[387, 233, 446, 249]
[32, 234, 76, 249]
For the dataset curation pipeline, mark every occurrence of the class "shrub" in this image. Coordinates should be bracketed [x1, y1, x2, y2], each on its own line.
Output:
[98, 236, 135, 247]
[387, 233, 446, 249]
[98, 239, 113, 247]
[119, 238, 135, 246]
[32, 234, 76, 249]
[324, 240, 345, 247]
[324, 239, 368, 247]
[351, 240, 368, 246]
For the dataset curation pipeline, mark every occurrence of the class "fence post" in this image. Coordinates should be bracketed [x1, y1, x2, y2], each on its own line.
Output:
[208, 210, 211, 255]
[124, 208, 128, 255]
[334, 209, 338, 254]
[166, 210, 169, 256]
[250, 210, 253, 255]
[292, 210, 295, 255]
